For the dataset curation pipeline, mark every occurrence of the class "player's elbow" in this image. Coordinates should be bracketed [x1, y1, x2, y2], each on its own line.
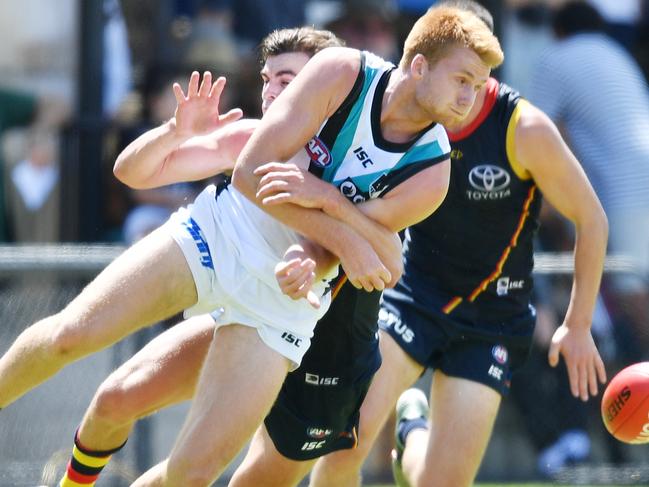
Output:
[577, 200, 608, 247]
[589, 194, 608, 240]
[113, 155, 150, 189]
[231, 162, 257, 199]
[595, 204, 608, 243]
[112, 154, 129, 183]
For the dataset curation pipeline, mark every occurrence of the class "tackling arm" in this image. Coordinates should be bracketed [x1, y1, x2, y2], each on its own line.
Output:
[232, 48, 393, 291]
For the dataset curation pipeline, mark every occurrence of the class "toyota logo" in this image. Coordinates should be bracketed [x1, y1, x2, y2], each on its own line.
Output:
[468, 165, 511, 192]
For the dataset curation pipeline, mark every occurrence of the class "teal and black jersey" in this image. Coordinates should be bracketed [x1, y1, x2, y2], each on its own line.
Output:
[263, 52, 452, 460]
[400, 78, 542, 326]
[306, 51, 450, 202]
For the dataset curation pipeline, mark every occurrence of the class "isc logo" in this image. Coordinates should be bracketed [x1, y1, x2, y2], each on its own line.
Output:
[281, 332, 302, 347]
[488, 364, 503, 381]
[301, 440, 325, 451]
[305, 373, 339, 386]
[353, 146, 374, 168]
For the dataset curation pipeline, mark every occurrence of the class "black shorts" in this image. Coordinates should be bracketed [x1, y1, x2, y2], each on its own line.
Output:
[264, 279, 382, 460]
[379, 285, 535, 396]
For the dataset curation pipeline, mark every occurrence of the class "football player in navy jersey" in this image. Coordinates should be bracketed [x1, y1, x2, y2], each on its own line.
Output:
[304, 2, 608, 487]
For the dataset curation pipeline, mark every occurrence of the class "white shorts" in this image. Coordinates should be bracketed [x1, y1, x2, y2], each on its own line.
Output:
[163, 183, 333, 368]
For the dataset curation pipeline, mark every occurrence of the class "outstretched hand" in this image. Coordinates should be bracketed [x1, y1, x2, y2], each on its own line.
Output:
[548, 323, 607, 401]
[172, 71, 243, 137]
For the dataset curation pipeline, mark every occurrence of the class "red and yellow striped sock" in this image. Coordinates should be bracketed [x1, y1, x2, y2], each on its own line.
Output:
[59, 432, 126, 487]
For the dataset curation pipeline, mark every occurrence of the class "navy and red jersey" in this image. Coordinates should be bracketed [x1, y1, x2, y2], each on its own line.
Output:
[399, 78, 542, 328]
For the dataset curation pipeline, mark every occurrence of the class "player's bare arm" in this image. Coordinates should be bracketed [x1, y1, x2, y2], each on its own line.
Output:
[232, 48, 393, 292]
[254, 162, 403, 286]
[114, 71, 247, 189]
[514, 101, 608, 400]
[256, 159, 451, 284]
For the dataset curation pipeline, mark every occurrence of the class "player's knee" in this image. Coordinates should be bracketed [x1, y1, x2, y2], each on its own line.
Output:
[316, 446, 366, 479]
[413, 466, 472, 487]
[90, 380, 138, 426]
[338, 436, 373, 470]
[167, 454, 219, 487]
[47, 313, 88, 359]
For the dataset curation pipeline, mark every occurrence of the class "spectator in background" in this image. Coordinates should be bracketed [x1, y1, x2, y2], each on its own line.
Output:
[0, 89, 39, 242]
[0, 88, 69, 242]
[229, 0, 307, 49]
[501, 0, 554, 95]
[529, 0, 649, 361]
[173, 0, 307, 50]
[323, 0, 400, 62]
[183, 0, 239, 72]
[103, 0, 132, 119]
[4, 128, 60, 242]
[587, 0, 644, 52]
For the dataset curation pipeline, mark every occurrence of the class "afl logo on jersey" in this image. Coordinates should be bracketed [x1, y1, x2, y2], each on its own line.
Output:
[307, 427, 333, 439]
[491, 344, 508, 365]
[305, 137, 332, 167]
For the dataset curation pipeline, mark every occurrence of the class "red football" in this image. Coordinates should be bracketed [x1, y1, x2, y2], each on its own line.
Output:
[601, 362, 649, 444]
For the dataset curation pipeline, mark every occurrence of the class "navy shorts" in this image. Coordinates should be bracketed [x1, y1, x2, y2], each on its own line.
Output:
[379, 287, 535, 396]
[264, 280, 382, 460]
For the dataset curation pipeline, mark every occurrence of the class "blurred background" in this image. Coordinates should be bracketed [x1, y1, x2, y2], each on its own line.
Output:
[1, 0, 649, 485]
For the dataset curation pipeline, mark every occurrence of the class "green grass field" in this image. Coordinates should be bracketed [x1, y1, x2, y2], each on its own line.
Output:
[367, 485, 624, 487]
[367, 484, 625, 487]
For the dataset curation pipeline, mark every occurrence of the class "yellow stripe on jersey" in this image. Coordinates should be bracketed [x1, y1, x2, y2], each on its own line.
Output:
[467, 186, 537, 302]
[442, 186, 537, 312]
[506, 100, 532, 180]
[442, 296, 463, 314]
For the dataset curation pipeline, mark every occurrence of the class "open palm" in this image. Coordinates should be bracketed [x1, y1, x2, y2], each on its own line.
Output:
[172, 71, 243, 137]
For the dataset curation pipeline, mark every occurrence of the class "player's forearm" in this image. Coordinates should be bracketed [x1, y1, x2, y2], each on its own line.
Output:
[232, 147, 362, 259]
[325, 196, 402, 278]
[565, 212, 608, 327]
[114, 119, 191, 189]
[266, 199, 368, 261]
[298, 238, 339, 281]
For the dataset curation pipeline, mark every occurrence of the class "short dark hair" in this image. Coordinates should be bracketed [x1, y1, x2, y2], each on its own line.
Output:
[258, 27, 345, 64]
[552, 0, 605, 39]
[437, 0, 495, 32]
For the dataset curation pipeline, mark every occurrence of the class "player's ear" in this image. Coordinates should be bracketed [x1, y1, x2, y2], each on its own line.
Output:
[410, 54, 428, 80]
